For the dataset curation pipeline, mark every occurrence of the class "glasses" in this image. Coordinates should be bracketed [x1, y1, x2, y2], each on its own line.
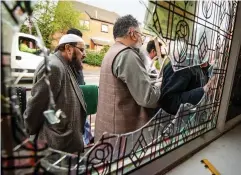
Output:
[74, 46, 85, 53]
[134, 31, 146, 41]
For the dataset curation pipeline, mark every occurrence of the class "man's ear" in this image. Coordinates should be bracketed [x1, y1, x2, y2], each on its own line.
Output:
[65, 44, 74, 59]
[130, 31, 134, 37]
[130, 31, 137, 41]
[65, 44, 73, 53]
[129, 27, 134, 36]
[129, 27, 137, 41]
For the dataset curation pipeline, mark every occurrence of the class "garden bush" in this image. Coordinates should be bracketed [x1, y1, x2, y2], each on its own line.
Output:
[83, 45, 110, 66]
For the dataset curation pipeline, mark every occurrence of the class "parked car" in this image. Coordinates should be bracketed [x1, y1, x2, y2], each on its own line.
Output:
[11, 32, 46, 79]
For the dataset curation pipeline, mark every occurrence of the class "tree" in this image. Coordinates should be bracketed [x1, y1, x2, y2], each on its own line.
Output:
[20, 0, 56, 48]
[20, 0, 84, 49]
[53, 1, 83, 33]
[33, 0, 56, 48]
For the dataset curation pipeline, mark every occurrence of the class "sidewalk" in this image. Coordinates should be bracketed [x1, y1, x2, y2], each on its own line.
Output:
[166, 120, 241, 175]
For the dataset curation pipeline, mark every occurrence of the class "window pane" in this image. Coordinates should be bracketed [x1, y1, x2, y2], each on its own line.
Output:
[84, 21, 90, 29]
[101, 24, 108, 32]
[19, 36, 40, 55]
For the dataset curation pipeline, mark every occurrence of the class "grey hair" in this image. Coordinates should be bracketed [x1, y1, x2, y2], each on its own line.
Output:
[113, 15, 139, 39]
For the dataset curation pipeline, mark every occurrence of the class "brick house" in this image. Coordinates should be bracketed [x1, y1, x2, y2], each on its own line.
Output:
[71, 1, 120, 51]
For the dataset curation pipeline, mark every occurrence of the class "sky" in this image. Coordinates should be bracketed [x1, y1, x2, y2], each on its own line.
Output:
[77, 0, 148, 25]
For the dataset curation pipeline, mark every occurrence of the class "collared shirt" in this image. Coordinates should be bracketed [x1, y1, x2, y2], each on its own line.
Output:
[139, 49, 158, 73]
[112, 48, 161, 108]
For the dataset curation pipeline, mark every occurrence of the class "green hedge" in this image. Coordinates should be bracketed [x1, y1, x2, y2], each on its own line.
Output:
[83, 45, 110, 66]
[83, 50, 103, 66]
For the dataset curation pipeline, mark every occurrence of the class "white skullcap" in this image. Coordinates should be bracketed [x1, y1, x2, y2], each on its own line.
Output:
[58, 34, 85, 45]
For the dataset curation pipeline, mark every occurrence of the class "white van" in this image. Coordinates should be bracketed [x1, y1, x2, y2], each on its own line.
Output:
[11, 32, 45, 79]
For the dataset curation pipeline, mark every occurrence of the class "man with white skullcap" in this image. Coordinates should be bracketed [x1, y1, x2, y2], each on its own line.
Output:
[24, 34, 87, 153]
[66, 29, 86, 85]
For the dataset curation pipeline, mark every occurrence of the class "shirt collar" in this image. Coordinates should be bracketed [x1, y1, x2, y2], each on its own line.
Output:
[55, 51, 69, 66]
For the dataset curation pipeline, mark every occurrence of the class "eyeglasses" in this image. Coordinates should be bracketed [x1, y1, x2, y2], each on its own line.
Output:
[134, 31, 146, 41]
[74, 46, 85, 53]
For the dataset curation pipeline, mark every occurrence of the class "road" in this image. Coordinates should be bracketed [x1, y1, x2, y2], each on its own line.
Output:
[18, 70, 100, 100]
[82, 70, 100, 86]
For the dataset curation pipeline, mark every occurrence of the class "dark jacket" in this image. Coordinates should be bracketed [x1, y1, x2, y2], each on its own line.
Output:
[160, 62, 208, 115]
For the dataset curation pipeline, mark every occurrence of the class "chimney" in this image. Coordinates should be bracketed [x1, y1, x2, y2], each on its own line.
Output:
[95, 10, 98, 19]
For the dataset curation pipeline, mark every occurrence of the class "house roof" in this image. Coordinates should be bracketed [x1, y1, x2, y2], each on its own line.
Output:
[91, 37, 114, 46]
[71, 1, 120, 24]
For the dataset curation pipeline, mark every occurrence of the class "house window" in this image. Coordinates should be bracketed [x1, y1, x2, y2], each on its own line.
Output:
[80, 20, 90, 30]
[101, 24, 108, 33]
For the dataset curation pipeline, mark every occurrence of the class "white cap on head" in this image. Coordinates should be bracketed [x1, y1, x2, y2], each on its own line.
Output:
[58, 34, 85, 46]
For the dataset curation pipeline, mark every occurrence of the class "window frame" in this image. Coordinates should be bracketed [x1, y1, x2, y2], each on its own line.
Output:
[101, 24, 108, 33]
